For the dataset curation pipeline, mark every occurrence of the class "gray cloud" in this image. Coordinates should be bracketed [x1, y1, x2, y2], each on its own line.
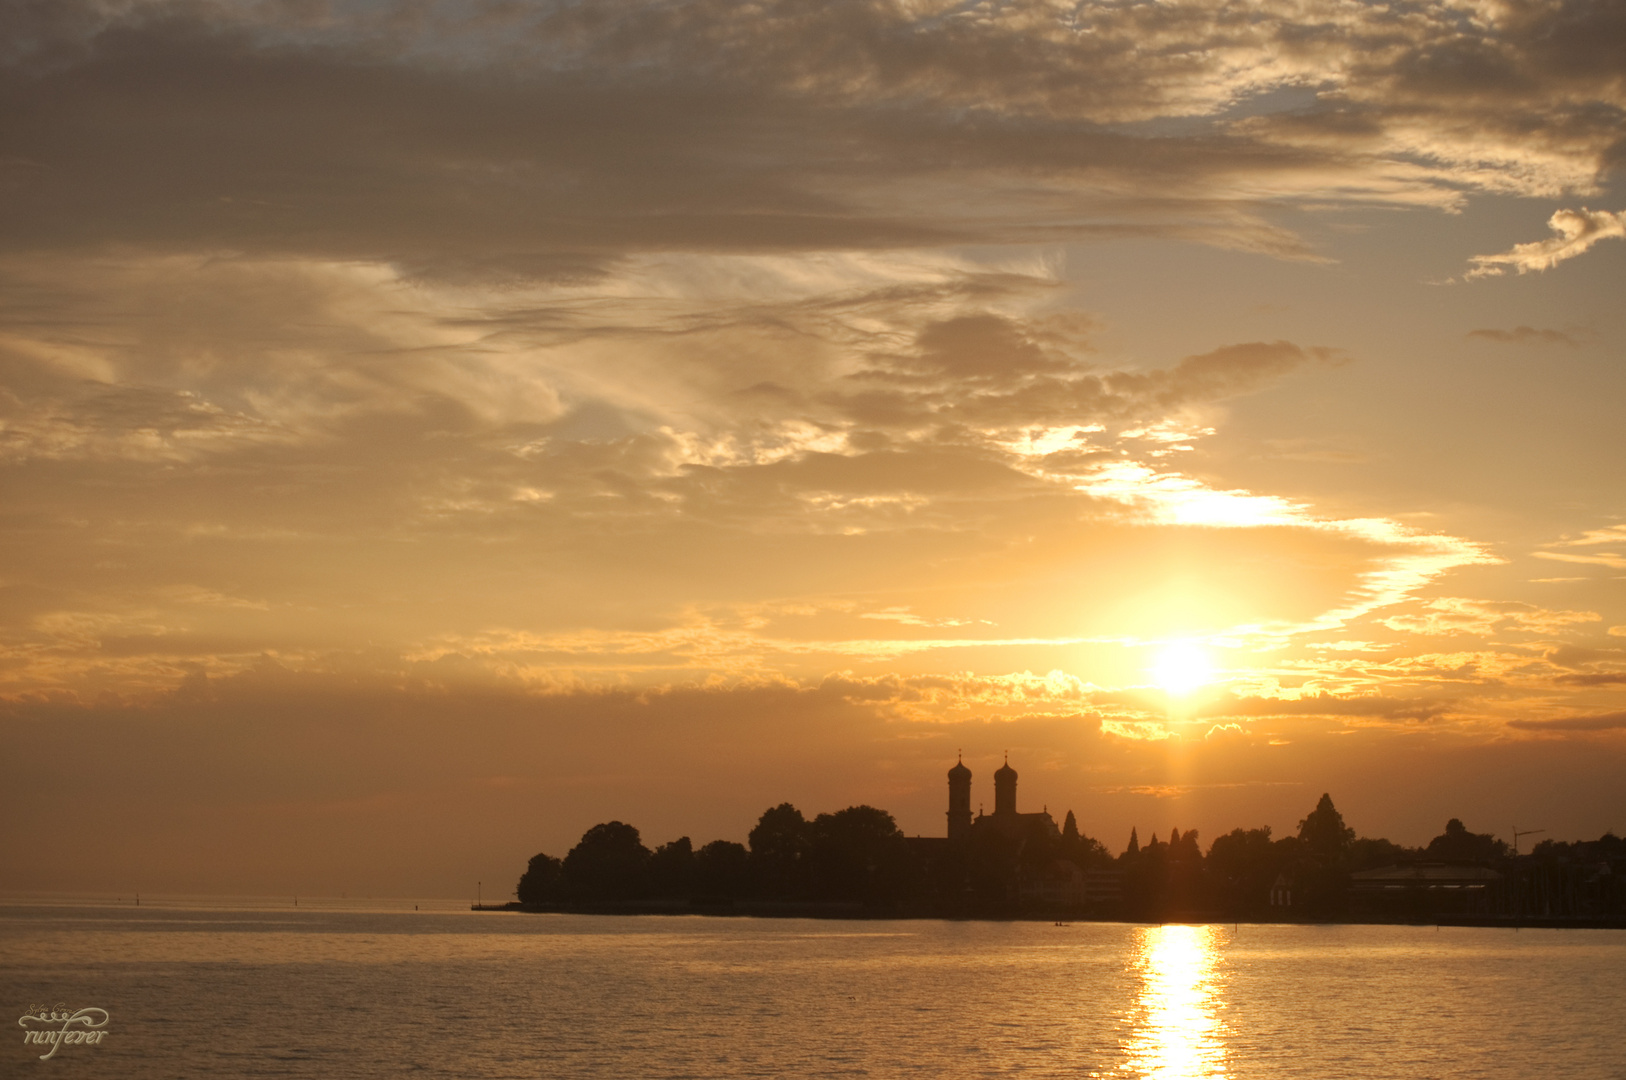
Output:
[1466, 326, 1581, 346]
[1508, 711, 1626, 731]
[835, 319, 1325, 434]
[3, 0, 1623, 275]
[1206, 692, 1456, 723]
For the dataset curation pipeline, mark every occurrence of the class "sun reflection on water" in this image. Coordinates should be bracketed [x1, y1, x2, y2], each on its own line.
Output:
[1122, 924, 1228, 1079]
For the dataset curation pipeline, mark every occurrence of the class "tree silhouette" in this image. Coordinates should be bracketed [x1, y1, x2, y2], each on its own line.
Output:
[694, 840, 751, 899]
[1425, 819, 1507, 863]
[1347, 835, 1413, 870]
[516, 852, 562, 905]
[1059, 811, 1112, 869]
[562, 821, 650, 901]
[748, 802, 808, 898]
[1298, 793, 1355, 858]
[648, 836, 695, 898]
[1293, 794, 1355, 916]
[806, 805, 909, 904]
[1206, 826, 1280, 915]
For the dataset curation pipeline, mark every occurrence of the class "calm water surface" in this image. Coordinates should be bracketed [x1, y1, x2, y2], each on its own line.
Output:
[2, 901, 1622, 1078]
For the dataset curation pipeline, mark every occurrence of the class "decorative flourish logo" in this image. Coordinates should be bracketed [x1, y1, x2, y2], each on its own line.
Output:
[17, 1004, 110, 1061]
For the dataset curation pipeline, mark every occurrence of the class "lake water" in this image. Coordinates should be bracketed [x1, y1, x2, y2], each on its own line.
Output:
[3, 899, 1622, 1078]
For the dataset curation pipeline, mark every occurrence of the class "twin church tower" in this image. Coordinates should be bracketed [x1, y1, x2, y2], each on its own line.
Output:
[946, 753, 1059, 843]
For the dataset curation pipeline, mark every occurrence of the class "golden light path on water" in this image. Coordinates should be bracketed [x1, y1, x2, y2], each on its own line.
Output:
[1121, 925, 1228, 1079]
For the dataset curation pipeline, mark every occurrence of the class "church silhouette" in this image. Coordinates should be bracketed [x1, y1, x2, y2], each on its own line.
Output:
[947, 753, 1060, 844]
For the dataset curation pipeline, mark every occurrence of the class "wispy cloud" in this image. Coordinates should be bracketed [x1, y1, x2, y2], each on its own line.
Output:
[1508, 711, 1626, 732]
[1466, 326, 1580, 347]
[1467, 209, 1626, 278]
[1533, 552, 1626, 570]
[1548, 526, 1626, 548]
[1381, 597, 1599, 637]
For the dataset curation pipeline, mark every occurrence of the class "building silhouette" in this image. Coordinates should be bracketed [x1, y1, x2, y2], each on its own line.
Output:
[947, 755, 972, 840]
[948, 753, 1060, 844]
[929, 753, 1117, 909]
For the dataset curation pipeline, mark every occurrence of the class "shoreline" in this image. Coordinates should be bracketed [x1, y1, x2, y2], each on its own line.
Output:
[472, 900, 1626, 928]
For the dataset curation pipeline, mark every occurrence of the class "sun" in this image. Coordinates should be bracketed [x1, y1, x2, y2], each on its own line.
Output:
[1149, 641, 1214, 696]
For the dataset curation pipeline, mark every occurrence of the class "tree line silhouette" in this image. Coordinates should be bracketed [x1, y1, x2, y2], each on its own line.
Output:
[518, 804, 914, 910]
[514, 793, 1625, 922]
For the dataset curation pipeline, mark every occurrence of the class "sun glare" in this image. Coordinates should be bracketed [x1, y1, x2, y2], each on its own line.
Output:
[1150, 641, 1214, 696]
[1124, 924, 1228, 1079]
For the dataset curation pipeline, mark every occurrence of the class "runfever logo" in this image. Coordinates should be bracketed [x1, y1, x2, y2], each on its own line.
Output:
[17, 1005, 110, 1061]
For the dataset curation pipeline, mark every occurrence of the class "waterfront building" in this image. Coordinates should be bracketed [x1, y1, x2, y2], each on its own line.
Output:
[956, 754, 1061, 844]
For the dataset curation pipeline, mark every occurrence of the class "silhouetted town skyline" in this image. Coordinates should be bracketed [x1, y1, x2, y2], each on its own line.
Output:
[510, 757, 1625, 925]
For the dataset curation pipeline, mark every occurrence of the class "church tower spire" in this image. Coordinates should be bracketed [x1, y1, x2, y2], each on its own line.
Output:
[993, 752, 1018, 815]
[946, 752, 972, 841]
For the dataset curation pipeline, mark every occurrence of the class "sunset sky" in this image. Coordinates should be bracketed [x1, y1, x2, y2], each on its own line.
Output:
[3, 0, 1623, 899]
